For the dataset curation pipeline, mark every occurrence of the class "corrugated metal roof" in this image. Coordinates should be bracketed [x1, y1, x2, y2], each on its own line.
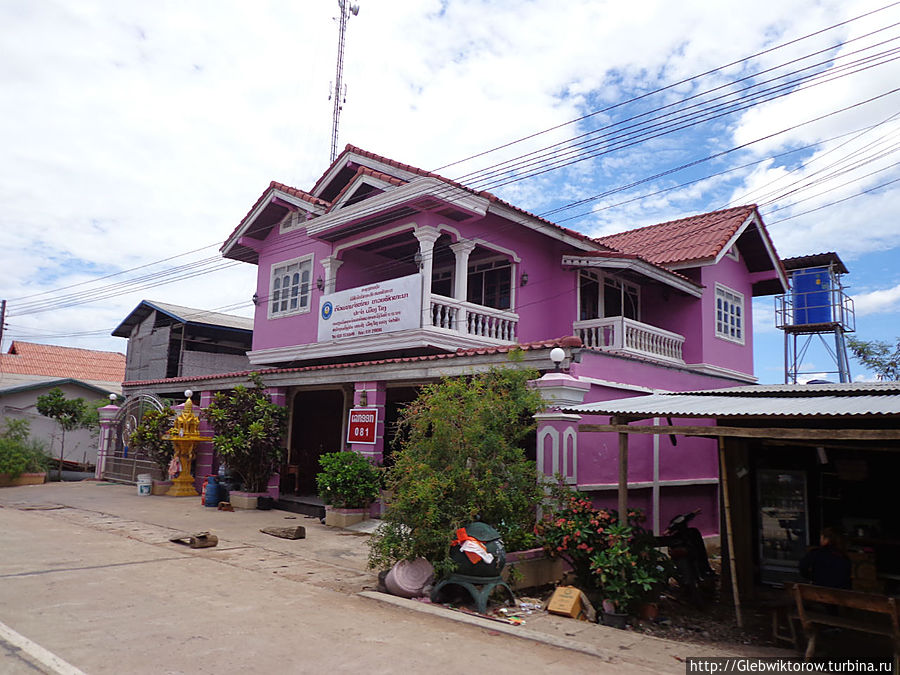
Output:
[675, 382, 900, 396]
[564, 382, 900, 417]
[112, 300, 253, 337]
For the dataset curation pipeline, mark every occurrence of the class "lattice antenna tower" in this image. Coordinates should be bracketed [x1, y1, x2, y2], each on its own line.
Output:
[329, 0, 360, 163]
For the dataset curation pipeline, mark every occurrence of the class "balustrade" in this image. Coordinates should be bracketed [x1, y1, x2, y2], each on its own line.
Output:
[573, 316, 684, 363]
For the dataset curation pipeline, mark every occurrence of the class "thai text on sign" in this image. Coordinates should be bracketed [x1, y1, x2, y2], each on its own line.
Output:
[346, 407, 378, 445]
[318, 274, 422, 342]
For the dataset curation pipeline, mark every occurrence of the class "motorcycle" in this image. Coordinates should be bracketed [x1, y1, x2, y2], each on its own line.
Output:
[655, 509, 717, 605]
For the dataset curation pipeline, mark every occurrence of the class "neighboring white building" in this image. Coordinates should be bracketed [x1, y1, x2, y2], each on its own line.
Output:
[0, 341, 125, 466]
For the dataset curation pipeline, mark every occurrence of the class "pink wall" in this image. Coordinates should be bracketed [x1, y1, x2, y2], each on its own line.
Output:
[248, 197, 760, 384]
[252, 225, 332, 352]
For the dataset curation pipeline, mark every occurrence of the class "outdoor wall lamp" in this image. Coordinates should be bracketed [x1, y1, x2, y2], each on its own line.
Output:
[550, 347, 566, 371]
[252, 293, 259, 305]
[358, 390, 368, 406]
[520, 272, 529, 286]
[413, 251, 423, 270]
[316, 276, 325, 291]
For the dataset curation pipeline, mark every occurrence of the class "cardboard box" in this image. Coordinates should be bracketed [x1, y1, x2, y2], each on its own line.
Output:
[547, 586, 583, 619]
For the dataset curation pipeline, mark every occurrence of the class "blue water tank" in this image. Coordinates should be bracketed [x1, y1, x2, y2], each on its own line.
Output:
[792, 267, 831, 325]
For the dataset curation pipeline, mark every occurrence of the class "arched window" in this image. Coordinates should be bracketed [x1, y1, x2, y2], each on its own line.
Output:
[268, 255, 314, 318]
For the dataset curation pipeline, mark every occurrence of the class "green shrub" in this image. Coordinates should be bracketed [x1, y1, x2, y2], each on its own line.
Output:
[0, 419, 50, 478]
[205, 373, 288, 493]
[368, 364, 545, 576]
[316, 451, 381, 508]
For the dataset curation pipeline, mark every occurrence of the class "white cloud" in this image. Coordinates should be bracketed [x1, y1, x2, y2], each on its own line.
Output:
[852, 283, 900, 316]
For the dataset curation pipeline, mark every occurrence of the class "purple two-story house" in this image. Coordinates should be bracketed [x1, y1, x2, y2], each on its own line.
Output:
[124, 144, 787, 534]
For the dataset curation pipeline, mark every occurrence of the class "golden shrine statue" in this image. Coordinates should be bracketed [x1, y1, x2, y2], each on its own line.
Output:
[163, 391, 212, 497]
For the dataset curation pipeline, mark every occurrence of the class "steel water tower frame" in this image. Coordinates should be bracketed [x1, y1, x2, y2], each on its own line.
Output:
[775, 252, 855, 384]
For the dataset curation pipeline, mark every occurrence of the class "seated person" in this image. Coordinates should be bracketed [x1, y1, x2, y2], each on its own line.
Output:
[799, 527, 852, 589]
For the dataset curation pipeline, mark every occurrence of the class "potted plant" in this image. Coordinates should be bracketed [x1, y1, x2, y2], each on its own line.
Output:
[316, 450, 381, 528]
[128, 407, 176, 493]
[0, 419, 50, 486]
[205, 373, 287, 509]
[590, 521, 669, 626]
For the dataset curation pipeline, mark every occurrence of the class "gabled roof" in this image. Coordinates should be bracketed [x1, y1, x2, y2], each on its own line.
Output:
[595, 205, 787, 295]
[596, 205, 758, 267]
[222, 144, 607, 263]
[112, 300, 253, 338]
[0, 341, 125, 383]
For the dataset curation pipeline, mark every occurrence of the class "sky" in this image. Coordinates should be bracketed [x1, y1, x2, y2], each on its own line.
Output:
[1, 0, 899, 384]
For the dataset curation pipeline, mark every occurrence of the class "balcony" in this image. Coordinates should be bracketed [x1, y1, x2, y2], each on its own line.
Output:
[429, 294, 518, 342]
[573, 316, 685, 364]
[247, 279, 518, 366]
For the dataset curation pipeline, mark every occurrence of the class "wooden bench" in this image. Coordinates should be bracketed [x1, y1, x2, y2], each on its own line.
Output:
[792, 583, 899, 667]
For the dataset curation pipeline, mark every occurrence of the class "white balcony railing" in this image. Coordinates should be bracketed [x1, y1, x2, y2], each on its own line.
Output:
[574, 316, 685, 364]
[430, 294, 518, 343]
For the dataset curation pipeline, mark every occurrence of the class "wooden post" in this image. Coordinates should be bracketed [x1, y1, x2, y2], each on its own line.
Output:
[617, 417, 628, 526]
[719, 437, 743, 628]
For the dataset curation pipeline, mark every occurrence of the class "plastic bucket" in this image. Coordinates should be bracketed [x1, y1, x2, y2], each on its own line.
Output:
[137, 474, 152, 496]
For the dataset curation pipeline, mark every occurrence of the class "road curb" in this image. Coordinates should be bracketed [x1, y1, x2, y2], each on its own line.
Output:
[358, 590, 618, 662]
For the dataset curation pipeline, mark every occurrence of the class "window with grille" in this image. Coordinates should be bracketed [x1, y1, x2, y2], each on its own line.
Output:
[715, 283, 744, 344]
[269, 255, 313, 318]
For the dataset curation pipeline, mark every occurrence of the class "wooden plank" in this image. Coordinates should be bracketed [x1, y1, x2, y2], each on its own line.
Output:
[578, 424, 900, 441]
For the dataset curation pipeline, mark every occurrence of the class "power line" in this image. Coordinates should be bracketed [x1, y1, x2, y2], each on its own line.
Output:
[6, 4, 900, 326]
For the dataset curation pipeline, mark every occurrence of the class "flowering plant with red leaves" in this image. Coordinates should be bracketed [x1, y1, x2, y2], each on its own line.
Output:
[536, 482, 671, 605]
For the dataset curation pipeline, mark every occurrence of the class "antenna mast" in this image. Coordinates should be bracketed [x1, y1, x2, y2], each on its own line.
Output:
[330, 0, 359, 163]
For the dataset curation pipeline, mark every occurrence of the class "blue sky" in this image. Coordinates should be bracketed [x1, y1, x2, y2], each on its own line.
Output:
[1, 0, 899, 383]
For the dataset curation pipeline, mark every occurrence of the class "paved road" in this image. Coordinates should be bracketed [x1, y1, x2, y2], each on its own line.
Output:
[0, 483, 766, 673]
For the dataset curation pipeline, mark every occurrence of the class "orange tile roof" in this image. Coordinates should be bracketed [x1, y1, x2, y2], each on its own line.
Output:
[0, 341, 125, 383]
[596, 205, 758, 267]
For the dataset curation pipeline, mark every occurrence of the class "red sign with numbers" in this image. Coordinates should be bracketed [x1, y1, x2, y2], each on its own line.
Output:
[346, 407, 378, 445]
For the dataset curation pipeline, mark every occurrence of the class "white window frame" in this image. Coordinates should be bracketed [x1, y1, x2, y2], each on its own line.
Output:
[268, 254, 314, 319]
[715, 283, 745, 344]
[578, 270, 641, 321]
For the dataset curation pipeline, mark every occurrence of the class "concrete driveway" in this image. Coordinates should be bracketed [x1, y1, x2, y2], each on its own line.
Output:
[0, 482, 787, 674]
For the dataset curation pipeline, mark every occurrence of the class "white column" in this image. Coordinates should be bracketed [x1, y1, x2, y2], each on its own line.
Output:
[413, 226, 441, 326]
[96, 403, 120, 479]
[321, 256, 343, 294]
[449, 239, 476, 301]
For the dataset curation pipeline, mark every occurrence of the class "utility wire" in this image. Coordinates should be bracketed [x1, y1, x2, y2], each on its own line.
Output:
[7, 5, 900, 323]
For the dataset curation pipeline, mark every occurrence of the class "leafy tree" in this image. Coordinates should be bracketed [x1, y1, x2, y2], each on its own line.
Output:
[847, 336, 900, 380]
[368, 364, 546, 575]
[36, 387, 94, 480]
[205, 373, 288, 493]
[128, 407, 176, 477]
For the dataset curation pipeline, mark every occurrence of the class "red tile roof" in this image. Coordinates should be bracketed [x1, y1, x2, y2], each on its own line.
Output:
[0, 341, 125, 383]
[596, 205, 758, 267]
[124, 336, 583, 387]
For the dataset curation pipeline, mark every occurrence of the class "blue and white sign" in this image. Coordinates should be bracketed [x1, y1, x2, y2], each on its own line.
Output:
[317, 274, 422, 342]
